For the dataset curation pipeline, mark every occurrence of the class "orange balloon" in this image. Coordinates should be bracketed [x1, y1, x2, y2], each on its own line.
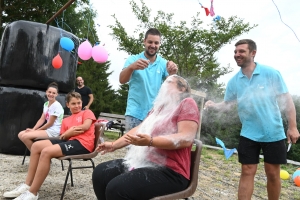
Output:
[52, 54, 63, 69]
[294, 176, 300, 187]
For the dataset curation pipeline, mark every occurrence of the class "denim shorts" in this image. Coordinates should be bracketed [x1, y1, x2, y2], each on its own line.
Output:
[125, 115, 142, 131]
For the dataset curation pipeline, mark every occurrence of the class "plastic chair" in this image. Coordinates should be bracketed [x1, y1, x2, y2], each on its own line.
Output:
[151, 139, 203, 200]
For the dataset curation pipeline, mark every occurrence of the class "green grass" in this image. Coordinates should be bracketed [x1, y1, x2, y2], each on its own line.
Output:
[103, 130, 120, 140]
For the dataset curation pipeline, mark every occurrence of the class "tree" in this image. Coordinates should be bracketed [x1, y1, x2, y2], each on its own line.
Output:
[108, 0, 257, 99]
[76, 60, 116, 117]
[0, 0, 90, 35]
[0, 0, 117, 116]
[111, 83, 129, 114]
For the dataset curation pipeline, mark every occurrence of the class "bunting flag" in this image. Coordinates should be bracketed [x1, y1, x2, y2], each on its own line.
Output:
[198, 0, 210, 16]
[215, 137, 237, 159]
[210, 0, 215, 16]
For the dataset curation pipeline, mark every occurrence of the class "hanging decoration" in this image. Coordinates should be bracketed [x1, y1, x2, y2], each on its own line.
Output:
[52, 54, 63, 69]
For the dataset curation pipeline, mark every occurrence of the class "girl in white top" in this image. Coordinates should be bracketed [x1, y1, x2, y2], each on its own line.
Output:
[18, 82, 64, 151]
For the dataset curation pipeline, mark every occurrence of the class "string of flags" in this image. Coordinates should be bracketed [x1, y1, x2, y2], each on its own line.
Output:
[197, 0, 221, 21]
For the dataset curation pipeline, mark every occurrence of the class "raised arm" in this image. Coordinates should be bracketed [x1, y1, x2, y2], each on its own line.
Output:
[204, 100, 236, 112]
[119, 59, 150, 84]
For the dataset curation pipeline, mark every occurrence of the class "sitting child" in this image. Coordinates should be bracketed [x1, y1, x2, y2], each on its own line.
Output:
[3, 91, 96, 200]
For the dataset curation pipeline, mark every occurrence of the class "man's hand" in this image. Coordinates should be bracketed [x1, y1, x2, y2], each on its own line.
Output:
[287, 127, 300, 144]
[131, 59, 150, 70]
[204, 100, 216, 110]
[167, 61, 178, 75]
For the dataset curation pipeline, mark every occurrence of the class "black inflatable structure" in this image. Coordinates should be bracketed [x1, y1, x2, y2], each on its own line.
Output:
[0, 20, 79, 155]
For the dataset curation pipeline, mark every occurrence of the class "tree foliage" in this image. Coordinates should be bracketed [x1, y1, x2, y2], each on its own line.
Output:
[0, 0, 117, 117]
[108, 0, 257, 100]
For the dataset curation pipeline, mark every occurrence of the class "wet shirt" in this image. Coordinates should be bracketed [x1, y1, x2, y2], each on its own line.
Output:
[224, 63, 288, 142]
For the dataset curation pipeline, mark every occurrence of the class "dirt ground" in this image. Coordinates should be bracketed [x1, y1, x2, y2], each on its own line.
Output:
[1, 136, 300, 200]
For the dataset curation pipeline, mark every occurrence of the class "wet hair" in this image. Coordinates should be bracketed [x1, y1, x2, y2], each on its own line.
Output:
[47, 82, 59, 92]
[171, 75, 191, 100]
[144, 28, 161, 40]
[66, 91, 82, 103]
[235, 39, 257, 52]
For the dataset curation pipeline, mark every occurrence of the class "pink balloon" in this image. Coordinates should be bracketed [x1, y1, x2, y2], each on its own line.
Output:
[92, 45, 108, 63]
[78, 40, 92, 60]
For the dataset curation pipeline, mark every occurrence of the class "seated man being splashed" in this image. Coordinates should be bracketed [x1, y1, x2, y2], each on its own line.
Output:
[92, 75, 200, 200]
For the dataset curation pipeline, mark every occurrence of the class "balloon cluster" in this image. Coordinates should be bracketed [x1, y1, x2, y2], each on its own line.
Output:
[52, 37, 75, 69]
[78, 40, 108, 63]
[293, 168, 300, 186]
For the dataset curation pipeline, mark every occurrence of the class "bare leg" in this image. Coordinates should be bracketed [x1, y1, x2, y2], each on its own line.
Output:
[238, 164, 257, 200]
[27, 142, 63, 195]
[265, 163, 281, 200]
[24, 140, 53, 186]
[18, 130, 49, 151]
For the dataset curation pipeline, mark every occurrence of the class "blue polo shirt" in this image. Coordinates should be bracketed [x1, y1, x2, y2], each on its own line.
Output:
[224, 63, 288, 142]
[123, 52, 168, 120]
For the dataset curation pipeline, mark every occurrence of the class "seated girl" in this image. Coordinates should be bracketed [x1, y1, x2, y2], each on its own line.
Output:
[18, 82, 64, 151]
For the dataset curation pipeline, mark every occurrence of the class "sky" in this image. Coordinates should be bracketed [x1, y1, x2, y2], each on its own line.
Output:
[89, 0, 300, 96]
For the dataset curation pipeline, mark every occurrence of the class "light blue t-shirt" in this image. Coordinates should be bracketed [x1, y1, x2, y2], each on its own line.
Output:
[224, 63, 288, 142]
[123, 52, 168, 120]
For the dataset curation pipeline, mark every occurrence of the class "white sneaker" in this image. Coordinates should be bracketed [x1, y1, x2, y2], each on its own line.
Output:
[3, 183, 30, 198]
[14, 190, 38, 200]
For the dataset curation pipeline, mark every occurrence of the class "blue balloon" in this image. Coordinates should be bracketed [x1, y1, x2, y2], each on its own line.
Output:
[292, 170, 300, 180]
[60, 37, 74, 52]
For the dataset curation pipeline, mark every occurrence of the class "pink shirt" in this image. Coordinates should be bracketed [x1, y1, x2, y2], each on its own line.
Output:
[149, 98, 200, 179]
[60, 110, 96, 152]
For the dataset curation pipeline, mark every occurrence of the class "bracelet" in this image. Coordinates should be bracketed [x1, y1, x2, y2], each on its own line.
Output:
[149, 136, 153, 147]
[111, 142, 114, 151]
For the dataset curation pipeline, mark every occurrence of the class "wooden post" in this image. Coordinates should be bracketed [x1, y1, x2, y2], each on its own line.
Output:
[46, 0, 76, 24]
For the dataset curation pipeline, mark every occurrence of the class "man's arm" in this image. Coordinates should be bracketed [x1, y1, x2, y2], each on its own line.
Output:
[85, 93, 94, 110]
[119, 59, 149, 84]
[204, 100, 236, 112]
[278, 93, 299, 143]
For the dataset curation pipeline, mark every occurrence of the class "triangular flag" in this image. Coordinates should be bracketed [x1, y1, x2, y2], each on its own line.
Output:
[210, 0, 215, 16]
[216, 137, 237, 160]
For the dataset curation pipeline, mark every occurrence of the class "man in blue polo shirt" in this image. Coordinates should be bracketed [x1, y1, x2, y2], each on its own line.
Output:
[205, 39, 299, 200]
[119, 28, 178, 131]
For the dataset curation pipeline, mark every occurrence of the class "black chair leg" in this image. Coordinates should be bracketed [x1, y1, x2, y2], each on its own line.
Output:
[61, 160, 71, 200]
[61, 160, 64, 171]
[22, 148, 28, 165]
[70, 160, 74, 187]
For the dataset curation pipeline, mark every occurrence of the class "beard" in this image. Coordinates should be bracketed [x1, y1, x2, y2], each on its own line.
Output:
[145, 48, 157, 57]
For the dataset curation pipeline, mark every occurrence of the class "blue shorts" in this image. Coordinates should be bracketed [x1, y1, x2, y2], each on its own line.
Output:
[125, 115, 142, 131]
[50, 139, 89, 156]
[238, 136, 287, 164]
